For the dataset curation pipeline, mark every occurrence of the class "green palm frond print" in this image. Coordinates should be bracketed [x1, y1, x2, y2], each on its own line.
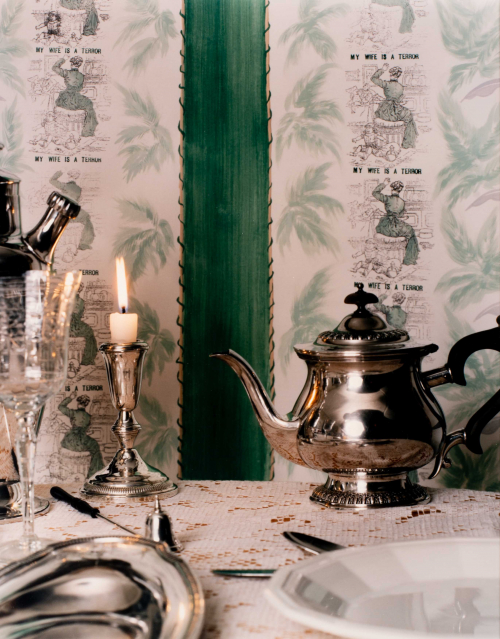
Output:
[279, 0, 348, 67]
[113, 198, 174, 282]
[0, 0, 30, 96]
[436, 207, 499, 309]
[116, 86, 174, 182]
[114, 0, 178, 75]
[279, 267, 334, 370]
[276, 64, 342, 161]
[277, 163, 343, 255]
[0, 99, 30, 173]
[129, 297, 175, 385]
[434, 310, 500, 431]
[136, 394, 177, 473]
[436, 92, 499, 207]
[439, 444, 500, 492]
[437, 0, 499, 94]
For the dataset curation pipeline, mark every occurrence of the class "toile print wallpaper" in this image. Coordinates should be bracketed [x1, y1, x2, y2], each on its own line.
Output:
[0, 0, 181, 485]
[270, 0, 500, 491]
[0, 0, 497, 492]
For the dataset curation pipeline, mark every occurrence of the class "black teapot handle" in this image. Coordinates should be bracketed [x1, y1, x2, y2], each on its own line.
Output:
[428, 317, 500, 479]
[447, 317, 500, 454]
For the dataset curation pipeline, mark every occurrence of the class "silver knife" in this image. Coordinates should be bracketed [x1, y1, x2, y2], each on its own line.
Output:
[212, 569, 276, 578]
[212, 532, 343, 577]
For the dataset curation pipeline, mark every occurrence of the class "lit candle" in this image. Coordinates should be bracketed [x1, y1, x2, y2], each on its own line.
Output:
[109, 257, 138, 343]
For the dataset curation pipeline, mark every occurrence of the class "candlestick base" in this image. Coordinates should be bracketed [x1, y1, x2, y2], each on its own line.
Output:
[81, 341, 178, 502]
[81, 451, 178, 502]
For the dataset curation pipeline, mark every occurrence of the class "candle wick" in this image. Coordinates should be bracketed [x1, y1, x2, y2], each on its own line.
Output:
[120, 306, 127, 314]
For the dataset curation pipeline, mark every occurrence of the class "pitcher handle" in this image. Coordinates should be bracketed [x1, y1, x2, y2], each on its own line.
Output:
[427, 317, 500, 479]
[447, 316, 500, 454]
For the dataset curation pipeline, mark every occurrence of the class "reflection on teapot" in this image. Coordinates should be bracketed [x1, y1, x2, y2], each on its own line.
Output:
[212, 284, 500, 509]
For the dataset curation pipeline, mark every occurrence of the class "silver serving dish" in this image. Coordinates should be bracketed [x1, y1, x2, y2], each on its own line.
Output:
[0, 536, 204, 639]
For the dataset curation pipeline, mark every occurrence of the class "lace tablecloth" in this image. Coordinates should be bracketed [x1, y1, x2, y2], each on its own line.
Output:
[2, 482, 499, 638]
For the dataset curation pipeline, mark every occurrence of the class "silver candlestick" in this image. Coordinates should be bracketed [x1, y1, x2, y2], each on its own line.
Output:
[82, 341, 178, 501]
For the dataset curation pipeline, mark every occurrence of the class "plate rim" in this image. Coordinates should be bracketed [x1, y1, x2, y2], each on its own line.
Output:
[264, 536, 499, 639]
[0, 534, 205, 639]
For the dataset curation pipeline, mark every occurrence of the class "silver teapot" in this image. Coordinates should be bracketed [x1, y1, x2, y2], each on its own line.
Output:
[212, 284, 500, 509]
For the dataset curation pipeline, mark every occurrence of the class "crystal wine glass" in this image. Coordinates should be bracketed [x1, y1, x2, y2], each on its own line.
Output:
[0, 270, 81, 564]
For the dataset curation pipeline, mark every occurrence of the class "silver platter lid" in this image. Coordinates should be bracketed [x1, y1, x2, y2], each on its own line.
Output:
[0, 536, 204, 639]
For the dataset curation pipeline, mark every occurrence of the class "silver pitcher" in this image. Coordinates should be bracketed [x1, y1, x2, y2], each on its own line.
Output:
[212, 284, 500, 509]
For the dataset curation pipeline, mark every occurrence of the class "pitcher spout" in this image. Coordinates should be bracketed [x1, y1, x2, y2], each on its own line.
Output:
[210, 350, 306, 467]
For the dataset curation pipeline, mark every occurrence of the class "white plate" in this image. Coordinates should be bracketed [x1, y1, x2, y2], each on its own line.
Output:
[265, 537, 499, 639]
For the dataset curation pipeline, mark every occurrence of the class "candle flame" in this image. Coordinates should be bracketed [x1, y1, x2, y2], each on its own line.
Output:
[116, 257, 128, 313]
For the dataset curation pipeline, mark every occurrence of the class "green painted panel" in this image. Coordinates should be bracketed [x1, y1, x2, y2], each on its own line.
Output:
[180, 0, 272, 479]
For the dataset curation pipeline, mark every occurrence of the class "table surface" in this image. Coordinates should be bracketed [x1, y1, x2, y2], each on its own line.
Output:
[2, 482, 499, 639]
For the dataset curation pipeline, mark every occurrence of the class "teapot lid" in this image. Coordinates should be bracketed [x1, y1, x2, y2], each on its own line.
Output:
[315, 283, 409, 347]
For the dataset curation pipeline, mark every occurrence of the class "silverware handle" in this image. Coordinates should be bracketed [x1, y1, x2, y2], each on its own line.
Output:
[50, 486, 100, 518]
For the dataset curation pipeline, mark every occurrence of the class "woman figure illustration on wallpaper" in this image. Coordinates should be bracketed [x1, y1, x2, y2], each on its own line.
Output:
[371, 0, 415, 34]
[372, 178, 419, 266]
[58, 391, 104, 477]
[372, 292, 408, 329]
[60, 0, 100, 36]
[50, 170, 95, 251]
[371, 64, 417, 149]
[52, 57, 98, 137]
[70, 283, 98, 366]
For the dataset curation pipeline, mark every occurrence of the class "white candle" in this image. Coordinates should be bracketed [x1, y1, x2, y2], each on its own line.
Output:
[110, 257, 138, 343]
[110, 312, 137, 343]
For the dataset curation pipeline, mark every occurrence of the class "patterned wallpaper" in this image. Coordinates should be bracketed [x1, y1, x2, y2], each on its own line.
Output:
[269, 0, 500, 492]
[0, 0, 497, 491]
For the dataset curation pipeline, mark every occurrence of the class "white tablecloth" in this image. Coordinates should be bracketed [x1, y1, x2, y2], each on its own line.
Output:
[2, 482, 499, 638]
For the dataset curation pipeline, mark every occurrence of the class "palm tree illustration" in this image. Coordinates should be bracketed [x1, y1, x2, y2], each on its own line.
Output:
[277, 163, 343, 256]
[276, 64, 342, 162]
[114, 0, 178, 75]
[136, 394, 177, 473]
[116, 86, 174, 183]
[439, 445, 500, 492]
[437, 0, 499, 94]
[279, 0, 348, 67]
[0, 0, 30, 96]
[0, 99, 30, 174]
[129, 297, 175, 385]
[437, 93, 499, 207]
[279, 267, 335, 370]
[436, 207, 499, 310]
[113, 198, 174, 283]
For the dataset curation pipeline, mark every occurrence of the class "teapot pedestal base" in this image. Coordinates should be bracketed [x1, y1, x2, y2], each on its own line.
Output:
[311, 473, 429, 509]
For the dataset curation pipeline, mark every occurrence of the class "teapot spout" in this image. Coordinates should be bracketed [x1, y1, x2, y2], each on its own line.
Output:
[210, 350, 306, 467]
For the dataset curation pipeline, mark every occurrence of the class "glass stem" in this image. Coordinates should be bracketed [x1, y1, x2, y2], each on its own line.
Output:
[15, 412, 37, 543]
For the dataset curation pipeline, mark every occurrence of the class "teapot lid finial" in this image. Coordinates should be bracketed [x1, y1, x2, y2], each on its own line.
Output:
[315, 283, 410, 347]
[344, 282, 379, 315]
